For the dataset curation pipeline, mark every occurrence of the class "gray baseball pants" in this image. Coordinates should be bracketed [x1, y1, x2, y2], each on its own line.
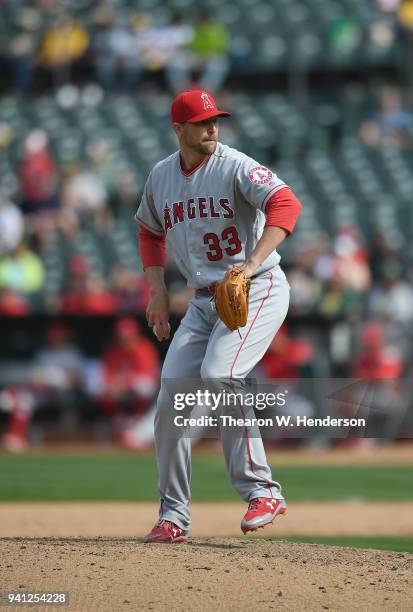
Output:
[154, 265, 290, 530]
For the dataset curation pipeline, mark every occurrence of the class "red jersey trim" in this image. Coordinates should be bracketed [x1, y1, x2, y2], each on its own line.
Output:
[180, 155, 209, 177]
[261, 183, 289, 210]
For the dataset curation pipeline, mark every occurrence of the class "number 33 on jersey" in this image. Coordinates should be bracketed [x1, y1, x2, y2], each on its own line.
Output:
[135, 142, 288, 289]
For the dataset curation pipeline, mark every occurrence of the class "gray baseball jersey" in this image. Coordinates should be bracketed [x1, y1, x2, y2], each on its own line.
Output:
[137, 142, 294, 533]
[135, 142, 288, 288]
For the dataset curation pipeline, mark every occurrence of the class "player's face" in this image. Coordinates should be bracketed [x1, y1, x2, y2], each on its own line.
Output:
[177, 118, 219, 156]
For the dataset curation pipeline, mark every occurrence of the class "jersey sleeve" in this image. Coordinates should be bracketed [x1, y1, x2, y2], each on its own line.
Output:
[234, 155, 288, 212]
[264, 188, 302, 235]
[138, 225, 166, 269]
[134, 173, 164, 236]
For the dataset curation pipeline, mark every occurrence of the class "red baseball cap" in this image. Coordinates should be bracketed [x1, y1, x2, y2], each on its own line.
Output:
[171, 90, 231, 124]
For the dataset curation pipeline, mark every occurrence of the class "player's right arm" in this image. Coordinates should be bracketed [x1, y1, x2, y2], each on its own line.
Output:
[135, 174, 170, 342]
[142, 261, 170, 342]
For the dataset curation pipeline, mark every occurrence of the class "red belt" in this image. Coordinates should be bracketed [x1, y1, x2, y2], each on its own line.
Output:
[198, 283, 217, 294]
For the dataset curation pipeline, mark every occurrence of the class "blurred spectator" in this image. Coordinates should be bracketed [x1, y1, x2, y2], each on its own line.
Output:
[92, 9, 142, 91]
[62, 164, 108, 213]
[61, 272, 118, 315]
[287, 237, 326, 316]
[367, 0, 399, 53]
[138, 12, 193, 73]
[39, 14, 89, 86]
[98, 317, 159, 448]
[0, 242, 45, 294]
[166, 11, 230, 93]
[332, 226, 371, 293]
[368, 18, 397, 55]
[87, 140, 117, 206]
[0, 194, 24, 255]
[254, 326, 316, 445]
[61, 140, 122, 225]
[368, 229, 401, 282]
[31, 321, 86, 404]
[0, 288, 29, 316]
[369, 258, 413, 325]
[398, 0, 413, 29]
[293, 229, 370, 318]
[109, 265, 150, 315]
[352, 321, 403, 378]
[113, 166, 140, 215]
[258, 325, 314, 379]
[332, 321, 406, 445]
[2, 321, 86, 451]
[360, 84, 413, 148]
[292, 233, 334, 283]
[19, 130, 59, 215]
[5, 8, 40, 92]
[314, 276, 361, 320]
[287, 265, 322, 316]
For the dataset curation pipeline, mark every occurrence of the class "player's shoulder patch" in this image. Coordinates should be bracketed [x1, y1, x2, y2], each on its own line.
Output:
[248, 166, 273, 185]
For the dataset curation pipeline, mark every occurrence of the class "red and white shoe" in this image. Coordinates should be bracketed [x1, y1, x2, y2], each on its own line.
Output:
[241, 497, 287, 534]
[143, 520, 189, 544]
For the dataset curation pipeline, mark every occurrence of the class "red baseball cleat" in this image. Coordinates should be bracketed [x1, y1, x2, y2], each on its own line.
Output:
[241, 497, 287, 534]
[143, 520, 189, 544]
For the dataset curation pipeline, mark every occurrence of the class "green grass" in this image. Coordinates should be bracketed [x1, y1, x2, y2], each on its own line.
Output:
[0, 453, 412, 502]
[269, 536, 413, 553]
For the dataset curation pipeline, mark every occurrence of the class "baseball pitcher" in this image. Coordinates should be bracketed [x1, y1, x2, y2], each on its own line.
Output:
[135, 90, 302, 543]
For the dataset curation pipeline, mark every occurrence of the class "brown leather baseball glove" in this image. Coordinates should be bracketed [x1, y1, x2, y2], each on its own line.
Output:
[214, 267, 251, 332]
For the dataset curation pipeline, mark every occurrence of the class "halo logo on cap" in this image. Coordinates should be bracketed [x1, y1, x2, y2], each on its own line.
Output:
[201, 92, 214, 110]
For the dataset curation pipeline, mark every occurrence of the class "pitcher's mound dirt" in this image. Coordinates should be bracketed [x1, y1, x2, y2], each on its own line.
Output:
[1, 502, 412, 537]
[1, 538, 412, 611]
